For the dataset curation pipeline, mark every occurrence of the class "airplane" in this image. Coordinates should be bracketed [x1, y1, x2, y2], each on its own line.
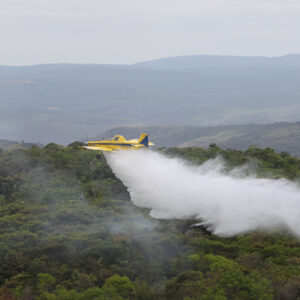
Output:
[81, 133, 154, 159]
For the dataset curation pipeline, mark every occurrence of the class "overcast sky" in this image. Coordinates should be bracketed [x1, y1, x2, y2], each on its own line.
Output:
[1, 0, 300, 65]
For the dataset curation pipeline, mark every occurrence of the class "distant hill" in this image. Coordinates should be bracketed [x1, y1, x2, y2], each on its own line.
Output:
[133, 54, 300, 69]
[1, 54, 300, 144]
[101, 122, 300, 157]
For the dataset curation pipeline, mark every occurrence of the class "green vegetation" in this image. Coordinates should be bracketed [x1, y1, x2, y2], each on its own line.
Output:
[0, 144, 299, 299]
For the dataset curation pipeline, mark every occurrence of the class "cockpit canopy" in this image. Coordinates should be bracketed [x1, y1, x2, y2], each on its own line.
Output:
[112, 135, 125, 142]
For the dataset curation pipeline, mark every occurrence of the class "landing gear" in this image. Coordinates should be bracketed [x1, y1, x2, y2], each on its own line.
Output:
[96, 154, 101, 160]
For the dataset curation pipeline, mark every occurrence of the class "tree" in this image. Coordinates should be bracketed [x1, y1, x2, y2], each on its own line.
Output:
[103, 275, 134, 299]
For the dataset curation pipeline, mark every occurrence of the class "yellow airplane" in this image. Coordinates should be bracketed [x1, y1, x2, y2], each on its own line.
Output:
[82, 133, 154, 159]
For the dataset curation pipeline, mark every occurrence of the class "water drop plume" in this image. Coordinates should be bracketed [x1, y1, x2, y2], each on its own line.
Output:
[106, 150, 300, 237]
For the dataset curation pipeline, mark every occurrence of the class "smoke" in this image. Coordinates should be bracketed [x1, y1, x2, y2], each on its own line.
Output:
[106, 150, 300, 237]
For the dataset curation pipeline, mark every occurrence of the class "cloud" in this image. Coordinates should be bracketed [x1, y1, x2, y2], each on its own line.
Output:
[0, 0, 300, 64]
[2, 0, 300, 17]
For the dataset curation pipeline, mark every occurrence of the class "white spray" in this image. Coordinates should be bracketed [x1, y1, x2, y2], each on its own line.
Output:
[106, 150, 300, 237]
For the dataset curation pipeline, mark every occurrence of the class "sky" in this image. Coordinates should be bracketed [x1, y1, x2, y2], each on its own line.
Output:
[1, 0, 300, 65]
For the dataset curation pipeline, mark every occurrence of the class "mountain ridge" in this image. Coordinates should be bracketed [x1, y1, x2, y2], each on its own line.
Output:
[100, 122, 300, 157]
[1, 54, 300, 144]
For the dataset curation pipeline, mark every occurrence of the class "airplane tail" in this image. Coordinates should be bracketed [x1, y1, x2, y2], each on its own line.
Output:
[138, 133, 149, 147]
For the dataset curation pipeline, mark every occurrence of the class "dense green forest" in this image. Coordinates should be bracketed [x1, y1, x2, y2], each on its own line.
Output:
[0, 143, 299, 299]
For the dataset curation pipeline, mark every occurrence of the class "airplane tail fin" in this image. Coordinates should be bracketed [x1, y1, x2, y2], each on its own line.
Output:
[138, 133, 149, 147]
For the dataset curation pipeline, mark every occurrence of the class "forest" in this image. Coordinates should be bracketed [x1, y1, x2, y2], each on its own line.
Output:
[0, 143, 299, 300]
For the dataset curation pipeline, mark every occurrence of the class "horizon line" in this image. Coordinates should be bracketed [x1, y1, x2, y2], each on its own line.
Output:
[1, 53, 299, 68]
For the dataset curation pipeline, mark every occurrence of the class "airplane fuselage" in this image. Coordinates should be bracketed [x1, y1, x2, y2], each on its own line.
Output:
[86, 141, 141, 151]
[82, 133, 154, 153]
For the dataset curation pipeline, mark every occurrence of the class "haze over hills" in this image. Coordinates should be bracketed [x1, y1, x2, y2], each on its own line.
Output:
[134, 54, 300, 69]
[2, 122, 300, 157]
[0, 139, 37, 151]
[1, 54, 300, 144]
[102, 122, 300, 157]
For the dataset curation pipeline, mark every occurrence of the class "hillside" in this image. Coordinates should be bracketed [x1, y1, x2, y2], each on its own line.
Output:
[1, 54, 300, 144]
[101, 122, 300, 157]
[0, 144, 300, 299]
[134, 54, 300, 70]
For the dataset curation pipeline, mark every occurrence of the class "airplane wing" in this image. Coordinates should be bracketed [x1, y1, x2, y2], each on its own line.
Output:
[82, 146, 113, 151]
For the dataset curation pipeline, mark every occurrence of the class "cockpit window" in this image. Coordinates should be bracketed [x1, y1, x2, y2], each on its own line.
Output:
[113, 136, 119, 141]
